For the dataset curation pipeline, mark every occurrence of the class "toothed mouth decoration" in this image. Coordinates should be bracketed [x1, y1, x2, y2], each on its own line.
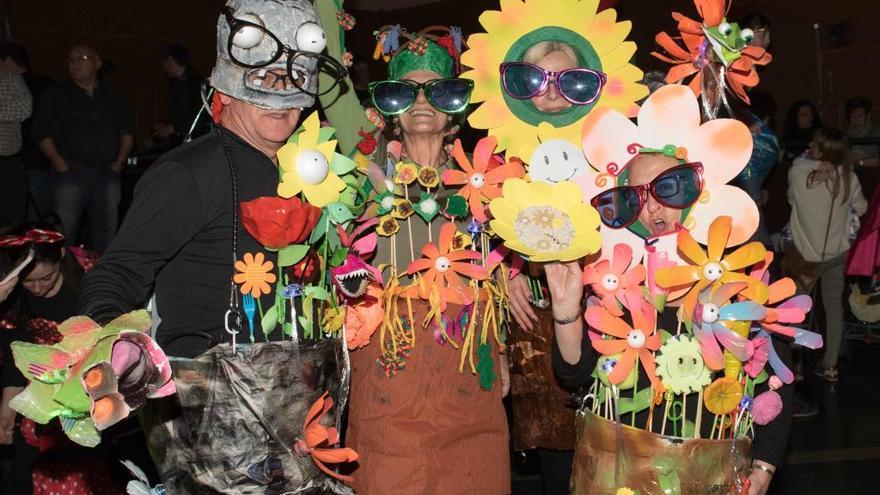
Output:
[246, 66, 310, 93]
[331, 256, 375, 300]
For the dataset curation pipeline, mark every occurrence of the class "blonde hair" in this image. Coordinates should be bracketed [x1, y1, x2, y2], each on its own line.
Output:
[522, 41, 578, 66]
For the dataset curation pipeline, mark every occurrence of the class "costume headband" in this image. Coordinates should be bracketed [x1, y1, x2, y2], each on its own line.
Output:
[0, 229, 66, 247]
[374, 25, 465, 79]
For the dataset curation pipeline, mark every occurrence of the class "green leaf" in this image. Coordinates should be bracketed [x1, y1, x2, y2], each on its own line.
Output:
[277, 245, 310, 267]
[660, 329, 673, 345]
[309, 212, 329, 244]
[305, 286, 331, 301]
[261, 304, 278, 337]
[682, 419, 696, 438]
[282, 322, 295, 337]
[318, 126, 336, 143]
[330, 154, 357, 175]
[754, 369, 769, 384]
[330, 247, 350, 267]
[326, 202, 354, 225]
[617, 387, 653, 415]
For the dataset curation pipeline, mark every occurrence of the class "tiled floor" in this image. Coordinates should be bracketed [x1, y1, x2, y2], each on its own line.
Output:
[511, 335, 880, 494]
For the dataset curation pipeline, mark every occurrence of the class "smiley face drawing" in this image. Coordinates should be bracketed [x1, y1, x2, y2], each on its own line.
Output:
[655, 334, 712, 395]
[528, 139, 590, 184]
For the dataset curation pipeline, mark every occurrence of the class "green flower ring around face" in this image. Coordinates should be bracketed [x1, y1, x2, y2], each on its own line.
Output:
[513, 205, 575, 254]
[655, 334, 712, 395]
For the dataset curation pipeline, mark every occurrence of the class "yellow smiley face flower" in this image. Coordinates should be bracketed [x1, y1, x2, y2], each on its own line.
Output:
[277, 113, 354, 208]
[489, 178, 601, 262]
[461, 0, 648, 160]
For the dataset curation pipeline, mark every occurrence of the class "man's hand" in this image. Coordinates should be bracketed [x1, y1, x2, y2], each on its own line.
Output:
[52, 159, 70, 174]
[0, 387, 23, 446]
[110, 159, 125, 173]
[508, 272, 539, 331]
[0, 276, 17, 304]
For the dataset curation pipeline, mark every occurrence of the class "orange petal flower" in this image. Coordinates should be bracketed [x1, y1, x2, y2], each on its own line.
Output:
[300, 392, 359, 483]
[583, 243, 646, 316]
[233, 252, 277, 297]
[442, 136, 524, 222]
[654, 216, 767, 322]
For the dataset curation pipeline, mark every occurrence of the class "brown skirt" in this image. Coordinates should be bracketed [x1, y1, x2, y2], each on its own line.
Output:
[346, 300, 511, 495]
[571, 410, 752, 495]
[509, 308, 576, 450]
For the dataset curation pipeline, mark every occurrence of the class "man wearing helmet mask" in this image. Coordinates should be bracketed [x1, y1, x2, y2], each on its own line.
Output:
[80, 0, 346, 358]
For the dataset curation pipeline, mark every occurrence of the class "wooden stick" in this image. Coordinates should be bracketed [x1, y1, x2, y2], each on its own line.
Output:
[661, 399, 670, 436]
[694, 389, 703, 439]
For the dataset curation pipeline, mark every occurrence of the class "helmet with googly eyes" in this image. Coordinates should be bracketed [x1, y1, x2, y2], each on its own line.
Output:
[211, 0, 328, 109]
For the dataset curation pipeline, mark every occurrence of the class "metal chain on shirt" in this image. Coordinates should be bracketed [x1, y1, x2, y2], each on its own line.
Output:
[219, 128, 243, 348]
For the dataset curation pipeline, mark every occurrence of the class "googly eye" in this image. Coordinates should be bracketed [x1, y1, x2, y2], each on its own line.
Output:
[434, 256, 452, 272]
[719, 22, 733, 36]
[627, 330, 646, 349]
[741, 28, 755, 43]
[562, 151, 569, 161]
[543, 155, 550, 165]
[600, 274, 619, 292]
[296, 22, 327, 54]
[702, 262, 723, 281]
[295, 149, 330, 185]
[700, 303, 720, 324]
[231, 13, 265, 49]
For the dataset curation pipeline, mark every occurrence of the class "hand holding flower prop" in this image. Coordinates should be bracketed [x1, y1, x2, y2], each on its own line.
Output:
[585, 300, 664, 393]
[442, 136, 524, 223]
[654, 216, 768, 323]
[295, 392, 358, 483]
[692, 282, 764, 371]
[405, 222, 488, 311]
[583, 243, 645, 317]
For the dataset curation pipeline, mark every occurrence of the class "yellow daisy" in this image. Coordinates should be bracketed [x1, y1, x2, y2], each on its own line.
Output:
[277, 113, 350, 208]
[461, 0, 648, 160]
[489, 178, 601, 262]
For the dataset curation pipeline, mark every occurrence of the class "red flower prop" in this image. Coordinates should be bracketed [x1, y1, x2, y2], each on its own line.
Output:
[240, 196, 321, 249]
[295, 392, 359, 483]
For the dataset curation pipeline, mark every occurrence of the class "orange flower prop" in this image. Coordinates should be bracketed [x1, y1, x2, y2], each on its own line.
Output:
[345, 285, 383, 350]
[298, 392, 358, 482]
[703, 376, 743, 415]
[442, 136, 524, 223]
[583, 243, 645, 317]
[233, 252, 277, 297]
[654, 216, 767, 321]
[406, 222, 489, 310]
[585, 301, 663, 393]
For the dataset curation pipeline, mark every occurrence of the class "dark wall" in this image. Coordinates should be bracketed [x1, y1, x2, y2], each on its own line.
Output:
[8, 0, 880, 142]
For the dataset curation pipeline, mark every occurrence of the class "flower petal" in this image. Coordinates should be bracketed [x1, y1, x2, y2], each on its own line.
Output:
[585, 307, 631, 339]
[721, 242, 766, 271]
[592, 338, 629, 356]
[707, 216, 732, 262]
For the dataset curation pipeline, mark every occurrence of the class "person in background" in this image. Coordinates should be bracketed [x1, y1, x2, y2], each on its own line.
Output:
[0, 59, 32, 229]
[788, 128, 867, 383]
[740, 12, 772, 50]
[31, 45, 134, 252]
[845, 97, 880, 168]
[0, 43, 54, 220]
[735, 90, 779, 248]
[781, 100, 822, 162]
[153, 44, 206, 146]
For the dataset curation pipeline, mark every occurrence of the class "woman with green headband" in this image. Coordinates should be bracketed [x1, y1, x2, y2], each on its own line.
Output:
[335, 27, 511, 495]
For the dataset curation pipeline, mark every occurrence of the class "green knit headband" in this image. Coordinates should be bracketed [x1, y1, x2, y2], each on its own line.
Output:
[388, 39, 454, 80]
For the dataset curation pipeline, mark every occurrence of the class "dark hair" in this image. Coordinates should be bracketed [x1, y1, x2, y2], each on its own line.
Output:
[845, 97, 872, 119]
[161, 44, 189, 67]
[6, 216, 81, 291]
[739, 12, 772, 31]
[749, 90, 777, 128]
[782, 100, 822, 141]
[812, 127, 853, 204]
[0, 41, 30, 69]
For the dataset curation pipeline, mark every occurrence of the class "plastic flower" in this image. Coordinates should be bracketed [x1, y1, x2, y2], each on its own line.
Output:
[489, 179, 601, 262]
[240, 196, 322, 249]
[585, 301, 663, 393]
[461, 0, 647, 159]
[394, 162, 418, 185]
[576, 84, 758, 266]
[376, 215, 400, 237]
[405, 222, 489, 310]
[277, 113, 354, 208]
[652, 0, 772, 103]
[234, 252, 277, 297]
[297, 391, 359, 482]
[691, 282, 765, 370]
[703, 376, 743, 415]
[441, 136, 524, 222]
[655, 334, 711, 394]
[654, 216, 768, 322]
[582, 243, 645, 316]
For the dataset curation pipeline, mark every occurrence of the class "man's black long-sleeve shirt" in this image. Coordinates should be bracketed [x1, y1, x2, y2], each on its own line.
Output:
[31, 80, 134, 168]
[80, 128, 280, 357]
[552, 306, 795, 469]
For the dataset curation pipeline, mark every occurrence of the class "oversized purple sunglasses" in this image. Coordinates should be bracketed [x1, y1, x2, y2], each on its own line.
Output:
[500, 62, 607, 105]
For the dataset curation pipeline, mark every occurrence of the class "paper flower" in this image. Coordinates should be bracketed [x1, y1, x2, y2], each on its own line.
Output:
[690, 282, 765, 370]
[489, 179, 601, 262]
[654, 334, 711, 395]
[240, 196, 322, 249]
[652, 0, 772, 103]
[345, 285, 383, 350]
[441, 136, 524, 222]
[405, 222, 489, 310]
[582, 243, 645, 316]
[376, 215, 400, 237]
[585, 302, 663, 392]
[297, 392, 359, 482]
[394, 162, 418, 185]
[413, 192, 440, 222]
[278, 113, 354, 208]
[9, 311, 174, 447]
[704, 376, 743, 415]
[654, 216, 768, 322]
[234, 252, 277, 297]
[460, 0, 647, 160]
[576, 84, 758, 265]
